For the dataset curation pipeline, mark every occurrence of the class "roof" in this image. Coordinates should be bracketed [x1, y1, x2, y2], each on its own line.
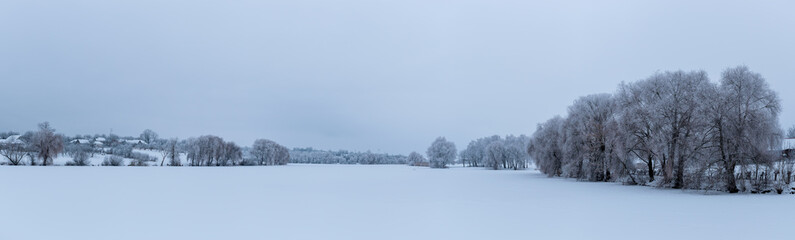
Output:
[784, 138, 795, 150]
[71, 139, 91, 144]
[0, 135, 23, 144]
[123, 139, 147, 144]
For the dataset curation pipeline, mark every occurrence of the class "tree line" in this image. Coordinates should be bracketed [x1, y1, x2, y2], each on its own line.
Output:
[528, 66, 791, 193]
[0, 125, 290, 167]
[289, 148, 408, 165]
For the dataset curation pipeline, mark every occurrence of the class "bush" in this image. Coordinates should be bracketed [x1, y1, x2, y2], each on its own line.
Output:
[101, 156, 124, 166]
[128, 158, 149, 166]
[109, 145, 133, 158]
[66, 152, 90, 166]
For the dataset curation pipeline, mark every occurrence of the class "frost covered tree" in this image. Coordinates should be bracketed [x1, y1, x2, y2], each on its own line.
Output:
[65, 144, 92, 166]
[529, 66, 783, 193]
[787, 126, 795, 138]
[504, 135, 530, 170]
[486, 141, 505, 170]
[220, 142, 243, 166]
[461, 135, 501, 168]
[462, 135, 529, 170]
[159, 138, 181, 166]
[528, 117, 565, 176]
[289, 148, 406, 165]
[250, 139, 290, 165]
[426, 137, 457, 168]
[616, 80, 662, 182]
[407, 152, 427, 166]
[31, 122, 64, 166]
[139, 129, 158, 145]
[184, 135, 228, 166]
[710, 66, 781, 193]
[561, 94, 617, 181]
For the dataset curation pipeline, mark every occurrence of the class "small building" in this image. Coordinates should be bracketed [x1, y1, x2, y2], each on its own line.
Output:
[123, 139, 148, 145]
[784, 138, 795, 159]
[71, 139, 91, 144]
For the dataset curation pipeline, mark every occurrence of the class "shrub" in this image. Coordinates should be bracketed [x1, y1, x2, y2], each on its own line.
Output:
[101, 156, 124, 166]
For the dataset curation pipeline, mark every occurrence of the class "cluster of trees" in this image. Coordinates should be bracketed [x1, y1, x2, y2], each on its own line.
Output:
[460, 135, 530, 170]
[407, 152, 427, 166]
[183, 135, 243, 166]
[529, 66, 789, 193]
[0, 122, 64, 166]
[290, 148, 407, 165]
[250, 139, 290, 166]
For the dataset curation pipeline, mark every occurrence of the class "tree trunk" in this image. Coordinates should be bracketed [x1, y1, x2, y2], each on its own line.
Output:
[673, 154, 685, 189]
[725, 161, 739, 193]
[647, 155, 655, 182]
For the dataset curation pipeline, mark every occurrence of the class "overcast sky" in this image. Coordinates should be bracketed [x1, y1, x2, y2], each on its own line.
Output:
[1, 0, 793, 154]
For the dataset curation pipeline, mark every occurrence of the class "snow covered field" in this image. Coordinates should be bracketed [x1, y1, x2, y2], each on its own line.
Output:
[0, 165, 791, 240]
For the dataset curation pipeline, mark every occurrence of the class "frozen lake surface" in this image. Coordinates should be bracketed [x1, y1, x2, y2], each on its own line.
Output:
[0, 164, 791, 240]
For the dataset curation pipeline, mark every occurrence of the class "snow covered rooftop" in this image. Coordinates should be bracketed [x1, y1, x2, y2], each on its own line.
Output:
[123, 139, 147, 145]
[71, 139, 91, 144]
[0, 135, 23, 144]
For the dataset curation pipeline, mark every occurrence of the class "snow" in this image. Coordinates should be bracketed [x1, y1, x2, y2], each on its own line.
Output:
[0, 135, 22, 144]
[0, 165, 791, 240]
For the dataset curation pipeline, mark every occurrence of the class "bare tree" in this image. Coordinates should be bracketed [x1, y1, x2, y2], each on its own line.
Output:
[711, 66, 781, 193]
[31, 122, 64, 166]
[251, 139, 289, 166]
[159, 138, 181, 166]
[0, 140, 30, 165]
[139, 129, 158, 145]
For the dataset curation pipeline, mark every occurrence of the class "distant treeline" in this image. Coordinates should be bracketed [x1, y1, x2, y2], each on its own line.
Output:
[0, 126, 290, 167]
[289, 147, 407, 165]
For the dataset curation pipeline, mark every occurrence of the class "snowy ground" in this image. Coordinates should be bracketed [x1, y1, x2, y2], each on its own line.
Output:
[0, 165, 791, 240]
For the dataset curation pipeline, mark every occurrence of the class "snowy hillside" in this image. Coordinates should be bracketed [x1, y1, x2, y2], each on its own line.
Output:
[0, 165, 791, 240]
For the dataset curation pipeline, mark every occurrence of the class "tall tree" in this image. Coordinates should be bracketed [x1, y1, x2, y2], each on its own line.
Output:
[529, 116, 565, 177]
[31, 122, 64, 166]
[712, 66, 781, 193]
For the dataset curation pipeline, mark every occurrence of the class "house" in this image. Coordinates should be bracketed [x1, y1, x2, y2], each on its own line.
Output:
[784, 138, 795, 159]
[123, 139, 148, 145]
[71, 139, 91, 144]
